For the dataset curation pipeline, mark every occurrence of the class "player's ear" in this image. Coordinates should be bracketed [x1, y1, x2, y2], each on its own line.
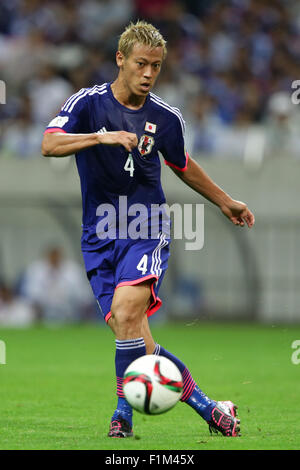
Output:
[116, 51, 125, 68]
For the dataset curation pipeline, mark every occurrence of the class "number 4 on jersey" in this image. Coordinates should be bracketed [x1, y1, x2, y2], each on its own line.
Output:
[137, 254, 148, 275]
[124, 153, 135, 177]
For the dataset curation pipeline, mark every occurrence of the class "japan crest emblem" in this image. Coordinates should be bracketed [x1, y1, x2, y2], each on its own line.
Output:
[138, 134, 155, 156]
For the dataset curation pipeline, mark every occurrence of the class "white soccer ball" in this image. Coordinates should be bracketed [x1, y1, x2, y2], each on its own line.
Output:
[123, 354, 183, 415]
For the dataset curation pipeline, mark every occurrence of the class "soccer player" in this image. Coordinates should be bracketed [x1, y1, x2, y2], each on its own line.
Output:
[42, 21, 254, 438]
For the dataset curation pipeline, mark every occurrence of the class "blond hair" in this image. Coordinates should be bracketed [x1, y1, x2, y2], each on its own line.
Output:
[118, 20, 167, 59]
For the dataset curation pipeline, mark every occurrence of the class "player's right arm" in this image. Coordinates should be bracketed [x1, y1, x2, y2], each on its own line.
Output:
[42, 88, 138, 157]
[41, 130, 138, 157]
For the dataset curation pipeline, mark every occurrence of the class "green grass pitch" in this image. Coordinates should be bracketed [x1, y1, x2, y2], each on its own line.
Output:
[0, 322, 299, 450]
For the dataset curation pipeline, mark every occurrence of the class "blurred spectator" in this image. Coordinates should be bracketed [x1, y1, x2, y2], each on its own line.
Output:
[2, 94, 43, 158]
[213, 106, 260, 159]
[77, 0, 133, 45]
[19, 246, 94, 324]
[27, 62, 73, 125]
[184, 93, 223, 155]
[0, 282, 36, 327]
[263, 91, 300, 158]
[0, 28, 52, 91]
[134, 0, 174, 21]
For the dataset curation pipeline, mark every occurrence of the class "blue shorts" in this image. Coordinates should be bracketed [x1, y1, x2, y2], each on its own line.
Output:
[82, 233, 170, 323]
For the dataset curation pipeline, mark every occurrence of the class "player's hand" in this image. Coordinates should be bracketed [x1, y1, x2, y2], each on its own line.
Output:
[96, 130, 138, 152]
[220, 200, 255, 228]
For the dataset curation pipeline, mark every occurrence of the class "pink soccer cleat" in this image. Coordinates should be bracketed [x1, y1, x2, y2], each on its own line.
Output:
[207, 401, 241, 437]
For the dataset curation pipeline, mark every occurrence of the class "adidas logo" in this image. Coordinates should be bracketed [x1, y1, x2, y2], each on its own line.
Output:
[97, 126, 108, 134]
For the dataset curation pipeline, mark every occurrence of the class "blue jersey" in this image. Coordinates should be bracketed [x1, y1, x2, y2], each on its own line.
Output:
[45, 83, 188, 250]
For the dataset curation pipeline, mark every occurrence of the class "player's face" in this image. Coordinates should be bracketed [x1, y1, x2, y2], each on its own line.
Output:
[117, 43, 164, 97]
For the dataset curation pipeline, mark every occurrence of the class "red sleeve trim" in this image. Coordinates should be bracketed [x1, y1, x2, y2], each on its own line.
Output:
[44, 128, 67, 134]
[164, 151, 189, 172]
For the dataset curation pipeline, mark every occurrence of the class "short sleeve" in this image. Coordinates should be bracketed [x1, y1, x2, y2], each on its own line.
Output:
[160, 111, 189, 172]
[44, 88, 89, 135]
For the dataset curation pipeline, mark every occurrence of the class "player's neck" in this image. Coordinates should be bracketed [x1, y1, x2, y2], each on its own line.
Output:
[111, 79, 147, 110]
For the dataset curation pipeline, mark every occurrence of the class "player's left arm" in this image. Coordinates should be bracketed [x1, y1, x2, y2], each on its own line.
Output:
[171, 156, 255, 228]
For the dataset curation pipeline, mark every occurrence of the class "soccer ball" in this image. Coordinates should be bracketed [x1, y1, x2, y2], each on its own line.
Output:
[123, 354, 183, 415]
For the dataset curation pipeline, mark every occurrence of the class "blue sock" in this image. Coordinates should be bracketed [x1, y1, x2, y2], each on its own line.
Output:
[111, 397, 133, 427]
[154, 344, 216, 422]
[112, 337, 146, 427]
[185, 385, 216, 421]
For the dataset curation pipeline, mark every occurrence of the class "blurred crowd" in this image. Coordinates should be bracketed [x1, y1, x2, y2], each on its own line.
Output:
[1, 0, 300, 160]
[0, 246, 97, 327]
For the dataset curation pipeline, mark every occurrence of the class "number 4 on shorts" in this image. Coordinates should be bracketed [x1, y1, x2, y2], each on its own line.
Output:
[137, 254, 148, 275]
